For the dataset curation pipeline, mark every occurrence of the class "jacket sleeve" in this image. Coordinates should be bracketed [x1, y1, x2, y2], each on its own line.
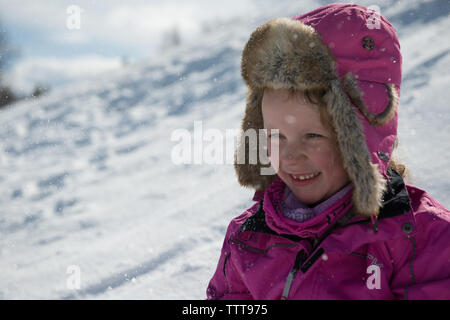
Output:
[390, 197, 450, 299]
[206, 212, 255, 300]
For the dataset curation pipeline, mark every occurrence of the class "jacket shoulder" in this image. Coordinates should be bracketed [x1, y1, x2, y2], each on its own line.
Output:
[387, 184, 450, 298]
[406, 184, 450, 225]
[224, 201, 260, 238]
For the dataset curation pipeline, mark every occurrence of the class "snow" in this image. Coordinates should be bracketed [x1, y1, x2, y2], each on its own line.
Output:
[0, 0, 449, 299]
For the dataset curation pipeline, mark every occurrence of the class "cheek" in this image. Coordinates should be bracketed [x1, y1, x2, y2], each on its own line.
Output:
[267, 137, 282, 157]
[322, 148, 348, 182]
[310, 144, 342, 170]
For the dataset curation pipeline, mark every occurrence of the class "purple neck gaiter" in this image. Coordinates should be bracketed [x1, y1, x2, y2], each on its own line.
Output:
[280, 183, 354, 223]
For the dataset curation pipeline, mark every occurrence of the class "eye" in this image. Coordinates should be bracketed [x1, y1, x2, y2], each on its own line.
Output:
[306, 133, 322, 139]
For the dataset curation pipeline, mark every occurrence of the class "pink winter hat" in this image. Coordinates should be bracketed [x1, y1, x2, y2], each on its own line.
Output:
[235, 3, 402, 217]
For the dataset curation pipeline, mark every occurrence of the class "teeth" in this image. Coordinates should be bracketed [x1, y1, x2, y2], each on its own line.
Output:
[291, 172, 319, 181]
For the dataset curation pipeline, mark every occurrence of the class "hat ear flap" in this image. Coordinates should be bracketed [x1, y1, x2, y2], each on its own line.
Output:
[342, 73, 398, 127]
[234, 89, 276, 191]
[324, 78, 387, 217]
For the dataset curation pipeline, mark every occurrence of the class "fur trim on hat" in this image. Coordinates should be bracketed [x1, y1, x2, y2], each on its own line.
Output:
[342, 73, 399, 127]
[235, 18, 395, 217]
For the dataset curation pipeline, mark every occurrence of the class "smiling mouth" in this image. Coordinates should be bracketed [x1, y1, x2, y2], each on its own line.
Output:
[288, 172, 321, 181]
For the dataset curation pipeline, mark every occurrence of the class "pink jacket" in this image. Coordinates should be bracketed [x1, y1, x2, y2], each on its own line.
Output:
[206, 169, 450, 299]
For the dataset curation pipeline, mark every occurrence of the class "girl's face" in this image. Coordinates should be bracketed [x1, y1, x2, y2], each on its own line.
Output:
[262, 88, 350, 206]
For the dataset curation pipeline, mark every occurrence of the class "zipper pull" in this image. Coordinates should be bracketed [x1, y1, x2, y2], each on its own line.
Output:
[281, 250, 306, 300]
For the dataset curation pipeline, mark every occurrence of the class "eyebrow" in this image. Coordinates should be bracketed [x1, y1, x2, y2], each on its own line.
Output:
[264, 126, 327, 137]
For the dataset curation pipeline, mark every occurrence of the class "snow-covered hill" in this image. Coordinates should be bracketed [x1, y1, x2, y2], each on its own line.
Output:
[0, 0, 449, 299]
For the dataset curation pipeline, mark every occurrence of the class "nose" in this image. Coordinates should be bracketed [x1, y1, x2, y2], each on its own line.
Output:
[281, 140, 307, 162]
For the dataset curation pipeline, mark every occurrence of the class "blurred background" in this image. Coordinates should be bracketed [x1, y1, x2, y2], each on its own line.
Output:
[0, 0, 449, 299]
[0, 0, 266, 104]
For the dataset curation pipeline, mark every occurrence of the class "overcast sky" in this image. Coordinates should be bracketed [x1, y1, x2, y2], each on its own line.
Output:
[0, 0, 263, 94]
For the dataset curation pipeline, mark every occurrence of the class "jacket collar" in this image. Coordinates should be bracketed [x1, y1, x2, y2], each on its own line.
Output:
[241, 169, 412, 243]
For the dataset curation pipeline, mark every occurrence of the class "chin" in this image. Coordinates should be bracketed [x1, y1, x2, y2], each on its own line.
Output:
[299, 197, 323, 207]
[290, 190, 324, 206]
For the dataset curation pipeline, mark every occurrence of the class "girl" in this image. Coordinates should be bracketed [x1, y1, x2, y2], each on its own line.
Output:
[206, 3, 450, 300]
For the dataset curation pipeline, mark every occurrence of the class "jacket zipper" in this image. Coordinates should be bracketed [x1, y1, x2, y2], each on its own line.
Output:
[280, 244, 326, 299]
[281, 250, 306, 300]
